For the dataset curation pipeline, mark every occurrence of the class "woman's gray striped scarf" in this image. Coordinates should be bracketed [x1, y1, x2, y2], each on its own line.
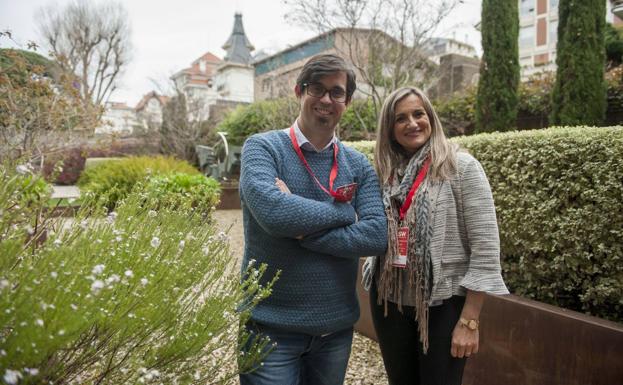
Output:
[377, 142, 434, 353]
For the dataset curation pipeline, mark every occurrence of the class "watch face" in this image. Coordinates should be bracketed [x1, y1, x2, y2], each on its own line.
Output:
[468, 320, 478, 330]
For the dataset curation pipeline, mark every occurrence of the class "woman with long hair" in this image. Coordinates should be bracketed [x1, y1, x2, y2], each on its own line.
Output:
[363, 86, 509, 384]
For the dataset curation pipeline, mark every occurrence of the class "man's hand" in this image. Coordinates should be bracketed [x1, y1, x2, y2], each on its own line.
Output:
[275, 177, 291, 194]
[276, 178, 303, 238]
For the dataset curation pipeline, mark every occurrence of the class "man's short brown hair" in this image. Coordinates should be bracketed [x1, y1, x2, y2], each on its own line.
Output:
[296, 54, 357, 102]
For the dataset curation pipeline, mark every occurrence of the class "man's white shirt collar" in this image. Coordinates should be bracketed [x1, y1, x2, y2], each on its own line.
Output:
[285, 120, 337, 153]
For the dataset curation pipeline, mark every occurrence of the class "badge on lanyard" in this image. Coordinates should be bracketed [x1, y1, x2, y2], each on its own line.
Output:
[333, 182, 358, 203]
[391, 157, 431, 269]
[392, 226, 410, 268]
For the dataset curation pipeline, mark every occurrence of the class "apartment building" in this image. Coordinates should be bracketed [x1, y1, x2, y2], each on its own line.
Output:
[253, 28, 376, 101]
[519, 0, 623, 79]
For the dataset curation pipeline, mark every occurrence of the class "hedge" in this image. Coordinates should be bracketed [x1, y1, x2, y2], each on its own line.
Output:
[345, 125, 623, 322]
[77, 156, 200, 209]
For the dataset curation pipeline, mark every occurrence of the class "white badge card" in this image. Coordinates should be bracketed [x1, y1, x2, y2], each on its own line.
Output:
[391, 227, 409, 268]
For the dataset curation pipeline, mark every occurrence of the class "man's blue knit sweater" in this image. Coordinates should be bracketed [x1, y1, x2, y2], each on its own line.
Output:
[239, 129, 387, 336]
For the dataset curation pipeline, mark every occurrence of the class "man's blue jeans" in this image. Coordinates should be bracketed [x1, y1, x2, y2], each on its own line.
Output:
[239, 321, 354, 385]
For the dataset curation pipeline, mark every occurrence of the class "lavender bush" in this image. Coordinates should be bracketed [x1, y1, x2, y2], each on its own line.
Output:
[0, 164, 277, 384]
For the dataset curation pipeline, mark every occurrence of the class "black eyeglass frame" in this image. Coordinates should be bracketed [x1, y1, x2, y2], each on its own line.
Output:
[302, 82, 348, 103]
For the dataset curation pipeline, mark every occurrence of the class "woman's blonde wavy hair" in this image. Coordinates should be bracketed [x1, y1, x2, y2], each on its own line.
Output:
[374, 86, 458, 183]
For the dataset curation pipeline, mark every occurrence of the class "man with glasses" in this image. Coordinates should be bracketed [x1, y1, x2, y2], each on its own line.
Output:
[238, 54, 387, 385]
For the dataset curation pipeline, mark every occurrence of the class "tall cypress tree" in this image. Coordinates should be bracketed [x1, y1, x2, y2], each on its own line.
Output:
[551, 0, 606, 126]
[476, 0, 520, 133]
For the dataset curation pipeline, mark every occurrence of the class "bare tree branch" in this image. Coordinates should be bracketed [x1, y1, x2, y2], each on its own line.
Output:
[284, 0, 461, 110]
[36, 0, 132, 117]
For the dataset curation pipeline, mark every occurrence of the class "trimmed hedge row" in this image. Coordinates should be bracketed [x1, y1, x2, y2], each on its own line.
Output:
[345, 125, 623, 322]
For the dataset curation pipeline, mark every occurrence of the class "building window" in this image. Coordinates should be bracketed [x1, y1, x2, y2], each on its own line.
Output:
[549, 0, 558, 11]
[520, 0, 535, 17]
[549, 20, 558, 45]
[537, 18, 547, 46]
[519, 26, 535, 49]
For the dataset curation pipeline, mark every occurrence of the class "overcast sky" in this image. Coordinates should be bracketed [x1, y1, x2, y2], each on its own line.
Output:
[0, 0, 482, 106]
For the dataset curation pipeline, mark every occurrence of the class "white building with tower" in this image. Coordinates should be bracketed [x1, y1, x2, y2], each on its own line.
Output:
[171, 13, 255, 120]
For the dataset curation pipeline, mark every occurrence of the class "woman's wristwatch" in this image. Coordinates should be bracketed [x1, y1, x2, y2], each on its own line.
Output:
[459, 317, 479, 331]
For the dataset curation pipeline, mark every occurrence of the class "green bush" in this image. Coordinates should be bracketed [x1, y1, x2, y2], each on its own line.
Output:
[431, 65, 623, 133]
[218, 98, 299, 145]
[346, 126, 623, 322]
[1, 164, 277, 384]
[433, 86, 477, 136]
[77, 156, 199, 209]
[139, 173, 221, 216]
[338, 99, 377, 140]
[518, 73, 555, 116]
[218, 97, 376, 144]
[15, 166, 52, 208]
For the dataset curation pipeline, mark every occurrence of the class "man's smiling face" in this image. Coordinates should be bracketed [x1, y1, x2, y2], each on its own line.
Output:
[297, 71, 349, 134]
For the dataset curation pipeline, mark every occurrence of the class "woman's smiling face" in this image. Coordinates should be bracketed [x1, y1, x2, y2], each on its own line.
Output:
[392, 93, 431, 154]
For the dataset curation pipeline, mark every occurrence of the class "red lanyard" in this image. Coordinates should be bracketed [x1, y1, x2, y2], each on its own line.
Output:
[399, 157, 431, 221]
[289, 126, 341, 200]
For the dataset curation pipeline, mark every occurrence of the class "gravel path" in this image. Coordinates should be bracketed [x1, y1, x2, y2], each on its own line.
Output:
[212, 210, 388, 385]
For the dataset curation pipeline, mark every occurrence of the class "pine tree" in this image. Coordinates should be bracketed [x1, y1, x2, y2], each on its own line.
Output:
[551, 0, 607, 126]
[476, 0, 520, 133]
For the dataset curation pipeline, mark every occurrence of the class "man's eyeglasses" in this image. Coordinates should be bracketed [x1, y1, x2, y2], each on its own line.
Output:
[303, 82, 348, 103]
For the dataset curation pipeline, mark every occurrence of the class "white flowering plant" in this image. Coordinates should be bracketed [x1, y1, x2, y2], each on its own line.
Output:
[0, 164, 278, 384]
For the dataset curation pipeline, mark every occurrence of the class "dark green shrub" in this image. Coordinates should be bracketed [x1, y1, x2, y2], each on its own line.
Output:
[218, 97, 377, 144]
[346, 125, 623, 322]
[433, 86, 477, 136]
[518, 73, 555, 116]
[551, 0, 607, 126]
[605, 23, 623, 67]
[476, 0, 520, 133]
[432, 65, 623, 133]
[77, 156, 199, 209]
[218, 98, 299, 145]
[139, 173, 221, 216]
[15, 169, 52, 207]
[338, 99, 377, 140]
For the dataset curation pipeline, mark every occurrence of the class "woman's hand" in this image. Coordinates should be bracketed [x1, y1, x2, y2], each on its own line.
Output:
[451, 289, 485, 358]
[451, 321, 479, 358]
